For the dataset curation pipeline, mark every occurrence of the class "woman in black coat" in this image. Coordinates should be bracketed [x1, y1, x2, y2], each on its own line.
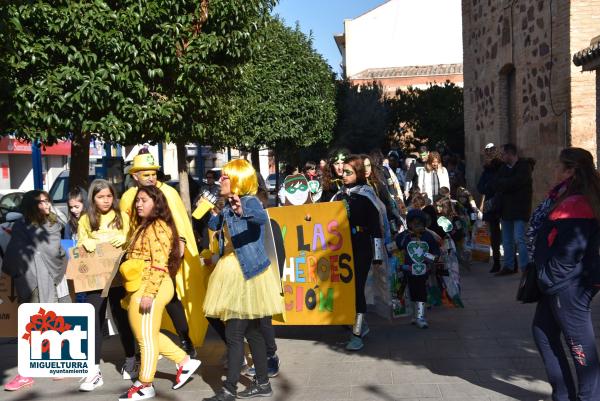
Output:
[529, 148, 600, 401]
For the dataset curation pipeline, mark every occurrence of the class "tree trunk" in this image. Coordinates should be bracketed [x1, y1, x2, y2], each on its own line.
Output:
[250, 147, 260, 172]
[176, 141, 192, 217]
[69, 132, 91, 191]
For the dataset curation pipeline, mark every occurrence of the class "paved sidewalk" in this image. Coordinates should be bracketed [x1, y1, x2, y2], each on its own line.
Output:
[3, 263, 592, 400]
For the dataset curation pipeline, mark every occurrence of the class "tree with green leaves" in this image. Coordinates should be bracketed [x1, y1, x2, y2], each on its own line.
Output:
[390, 82, 464, 155]
[331, 80, 394, 154]
[222, 17, 337, 168]
[0, 0, 275, 199]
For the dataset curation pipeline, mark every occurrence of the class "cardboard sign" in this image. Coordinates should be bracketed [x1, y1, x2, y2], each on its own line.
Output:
[66, 243, 124, 292]
[0, 272, 18, 337]
[267, 202, 356, 325]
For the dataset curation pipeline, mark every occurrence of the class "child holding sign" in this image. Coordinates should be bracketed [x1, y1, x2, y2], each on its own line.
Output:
[77, 179, 136, 391]
[395, 209, 440, 329]
[203, 159, 284, 401]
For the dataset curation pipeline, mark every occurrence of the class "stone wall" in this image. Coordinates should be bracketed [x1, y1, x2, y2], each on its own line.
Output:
[462, 0, 599, 204]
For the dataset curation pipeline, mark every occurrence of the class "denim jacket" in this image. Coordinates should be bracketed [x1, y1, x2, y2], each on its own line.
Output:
[208, 195, 270, 280]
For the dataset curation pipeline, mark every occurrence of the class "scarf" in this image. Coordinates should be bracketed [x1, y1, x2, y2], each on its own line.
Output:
[526, 178, 571, 261]
[431, 170, 440, 197]
[334, 184, 392, 245]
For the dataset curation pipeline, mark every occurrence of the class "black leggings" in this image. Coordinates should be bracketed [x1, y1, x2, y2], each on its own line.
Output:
[224, 318, 269, 394]
[165, 289, 191, 338]
[86, 286, 136, 364]
[487, 218, 501, 266]
[352, 235, 373, 313]
[208, 316, 277, 357]
[407, 275, 427, 303]
[533, 283, 600, 401]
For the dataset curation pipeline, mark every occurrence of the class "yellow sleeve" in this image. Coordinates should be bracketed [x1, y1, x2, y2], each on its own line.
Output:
[121, 211, 130, 239]
[140, 221, 172, 298]
[119, 188, 136, 221]
[76, 215, 92, 245]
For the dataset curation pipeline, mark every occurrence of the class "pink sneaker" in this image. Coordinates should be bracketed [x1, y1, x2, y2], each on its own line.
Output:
[4, 374, 34, 391]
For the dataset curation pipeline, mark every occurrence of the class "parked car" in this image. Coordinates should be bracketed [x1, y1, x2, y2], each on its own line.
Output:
[48, 170, 95, 223]
[201, 168, 222, 184]
[266, 173, 283, 193]
[0, 192, 24, 223]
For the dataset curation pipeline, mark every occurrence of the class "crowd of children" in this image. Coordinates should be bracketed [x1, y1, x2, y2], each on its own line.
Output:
[2, 145, 482, 400]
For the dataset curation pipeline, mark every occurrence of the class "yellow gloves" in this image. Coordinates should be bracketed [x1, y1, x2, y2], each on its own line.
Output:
[81, 238, 97, 253]
[109, 234, 127, 248]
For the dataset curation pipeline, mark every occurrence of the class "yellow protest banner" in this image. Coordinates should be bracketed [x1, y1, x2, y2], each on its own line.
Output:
[267, 202, 356, 325]
[0, 272, 18, 337]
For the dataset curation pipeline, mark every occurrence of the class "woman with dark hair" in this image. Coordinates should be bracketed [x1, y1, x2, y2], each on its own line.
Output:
[529, 147, 600, 401]
[3, 190, 69, 391]
[303, 160, 322, 202]
[119, 186, 200, 401]
[332, 155, 388, 351]
[362, 154, 403, 232]
[77, 179, 137, 391]
[320, 149, 349, 202]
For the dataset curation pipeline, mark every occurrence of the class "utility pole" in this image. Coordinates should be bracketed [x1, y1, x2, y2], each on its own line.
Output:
[31, 140, 43, 190]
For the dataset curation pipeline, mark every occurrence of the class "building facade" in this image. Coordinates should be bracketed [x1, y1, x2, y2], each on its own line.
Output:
[462, 0, 600, 201]
[335, 0, 463, 92]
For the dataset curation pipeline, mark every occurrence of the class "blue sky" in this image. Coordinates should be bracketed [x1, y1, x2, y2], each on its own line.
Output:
[273, 0, 386, 75]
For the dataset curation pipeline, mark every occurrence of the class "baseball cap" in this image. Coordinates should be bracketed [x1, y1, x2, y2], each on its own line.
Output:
[484, 143, 495, 150]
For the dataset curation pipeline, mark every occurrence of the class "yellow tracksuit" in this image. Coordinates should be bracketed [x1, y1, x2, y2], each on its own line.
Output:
[126, 220, 186, 382]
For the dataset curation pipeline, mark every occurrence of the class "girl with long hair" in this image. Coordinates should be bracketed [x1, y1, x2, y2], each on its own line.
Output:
[203, 159, 284, 401]
[65, 186, 87, 241]
[417, 151, 450, 201]
[529, 147, 600, 401]
[362, 154, 404, 232]
[332, 155, 389, 351]
[77, 179, 137, 391]
[2, 190, 69, 391]
[320, 148, 349, 202]
[303, 160, 322, 202]
[118, 186, 200, 401]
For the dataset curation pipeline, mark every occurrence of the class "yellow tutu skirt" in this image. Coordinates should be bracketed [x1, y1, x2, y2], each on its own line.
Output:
[203, 251, 284, 321]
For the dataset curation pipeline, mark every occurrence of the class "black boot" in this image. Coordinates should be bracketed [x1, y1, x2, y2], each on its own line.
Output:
[178, 331, 197, 359]
[489, 262, 501, 273]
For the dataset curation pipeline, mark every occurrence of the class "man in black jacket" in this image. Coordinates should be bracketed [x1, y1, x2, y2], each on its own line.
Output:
[404, 145, 429, 198]
[493, 143, 535, 275]
[477, 143, 504, 273]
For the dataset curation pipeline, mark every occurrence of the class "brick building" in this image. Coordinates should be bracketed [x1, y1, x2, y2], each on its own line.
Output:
[462, 0, 600, 201]
[574, 36, 600, 159]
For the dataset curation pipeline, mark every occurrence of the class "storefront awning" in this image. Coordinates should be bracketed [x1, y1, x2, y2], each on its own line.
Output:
[0, 137, 71, 156]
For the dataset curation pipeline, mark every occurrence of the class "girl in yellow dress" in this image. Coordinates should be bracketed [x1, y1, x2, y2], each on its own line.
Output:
[77, 179, 136, 391]
[203, 159, 284, 401]
[118, 185, 200, 401]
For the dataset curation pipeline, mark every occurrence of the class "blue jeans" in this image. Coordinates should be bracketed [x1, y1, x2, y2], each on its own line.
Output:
[501, 219, 529, 270]
[532, 283, 600, 401]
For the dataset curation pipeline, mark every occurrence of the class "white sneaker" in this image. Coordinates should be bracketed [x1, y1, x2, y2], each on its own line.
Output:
[118, 381, 156, 400]
[415, 318, 429, 329]
[79, 371, 103, 391]
[172, 358, 201, 390]
[121, 357, 140, 380]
